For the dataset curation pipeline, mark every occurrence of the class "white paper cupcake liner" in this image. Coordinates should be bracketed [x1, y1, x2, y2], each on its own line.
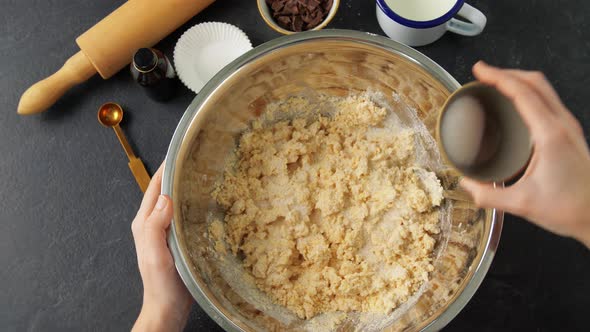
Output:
[174, 22, 253, 93]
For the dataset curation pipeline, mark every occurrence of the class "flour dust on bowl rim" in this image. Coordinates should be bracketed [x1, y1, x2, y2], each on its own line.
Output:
[162, 30, 503, 332]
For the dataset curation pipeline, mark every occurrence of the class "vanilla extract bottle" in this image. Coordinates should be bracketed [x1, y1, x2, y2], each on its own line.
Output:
[130, 48, 177, 102]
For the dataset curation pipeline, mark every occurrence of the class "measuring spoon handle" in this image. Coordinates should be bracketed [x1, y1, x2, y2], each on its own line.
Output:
[113, 125, 136, 160]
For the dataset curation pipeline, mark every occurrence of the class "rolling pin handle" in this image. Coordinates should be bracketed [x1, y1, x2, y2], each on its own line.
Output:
[17, 51, 96, 115]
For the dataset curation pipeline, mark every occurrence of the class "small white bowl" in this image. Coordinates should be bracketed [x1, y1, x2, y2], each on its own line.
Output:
[257, 0, 340, 35]
[174, 22, 253, 93]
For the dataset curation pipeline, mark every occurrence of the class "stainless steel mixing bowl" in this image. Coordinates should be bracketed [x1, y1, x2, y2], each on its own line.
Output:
[162, 30, 503, 331]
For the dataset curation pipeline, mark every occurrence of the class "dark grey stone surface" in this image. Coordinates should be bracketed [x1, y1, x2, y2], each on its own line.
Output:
[1, 0, 589, 331]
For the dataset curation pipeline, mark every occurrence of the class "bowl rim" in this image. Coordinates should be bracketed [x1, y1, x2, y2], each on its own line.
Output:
[256, 0, 341, 35]
[163, 29, 503, 332]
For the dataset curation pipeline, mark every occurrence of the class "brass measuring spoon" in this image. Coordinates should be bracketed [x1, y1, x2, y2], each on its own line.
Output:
[98, 102, 151, 192]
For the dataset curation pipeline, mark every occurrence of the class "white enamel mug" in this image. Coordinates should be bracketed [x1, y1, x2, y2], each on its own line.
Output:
[376, 0, 487, 47]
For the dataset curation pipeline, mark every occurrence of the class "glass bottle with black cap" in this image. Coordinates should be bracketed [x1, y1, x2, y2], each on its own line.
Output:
[130, 48, 176, 102]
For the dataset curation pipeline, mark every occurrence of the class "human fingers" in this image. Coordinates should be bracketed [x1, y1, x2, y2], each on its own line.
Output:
[135, 162, 165, 221]
[500, 69, 565, 112]
[132, 162, 165, 252]
[142, 195, 174, 266]
[460, 177, 530, 216]
[472, 61, 555, 137]
[501, 69, 583, 136]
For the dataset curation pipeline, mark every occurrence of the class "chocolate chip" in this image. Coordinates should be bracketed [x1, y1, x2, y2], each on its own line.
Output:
[306, 11, 324, 29]
[276, 15, 292, 30]
[271, 1, 284, 12]
[266, 0, 333, 32]
[292, 15, 304, 32]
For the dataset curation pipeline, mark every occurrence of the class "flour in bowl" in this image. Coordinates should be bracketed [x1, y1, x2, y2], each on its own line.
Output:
[210, 94, 443, 319]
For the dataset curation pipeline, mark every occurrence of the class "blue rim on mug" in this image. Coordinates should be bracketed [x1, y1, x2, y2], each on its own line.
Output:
[376, 0, 464, 29]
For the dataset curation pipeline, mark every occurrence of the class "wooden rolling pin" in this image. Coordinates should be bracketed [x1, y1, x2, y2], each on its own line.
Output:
[17, 0, 216, 115]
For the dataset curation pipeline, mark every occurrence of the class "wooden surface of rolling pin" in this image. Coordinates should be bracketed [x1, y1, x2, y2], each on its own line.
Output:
[17, 0, 216, 115]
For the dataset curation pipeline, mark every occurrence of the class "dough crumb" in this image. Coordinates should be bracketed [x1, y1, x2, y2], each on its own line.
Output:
[211, 94, 443, 319]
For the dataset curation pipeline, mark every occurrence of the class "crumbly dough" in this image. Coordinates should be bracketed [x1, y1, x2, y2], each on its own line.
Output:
[212, 95, 443, 319]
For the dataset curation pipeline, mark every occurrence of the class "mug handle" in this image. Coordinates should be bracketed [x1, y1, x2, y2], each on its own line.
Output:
[446, 3, 487, 36]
